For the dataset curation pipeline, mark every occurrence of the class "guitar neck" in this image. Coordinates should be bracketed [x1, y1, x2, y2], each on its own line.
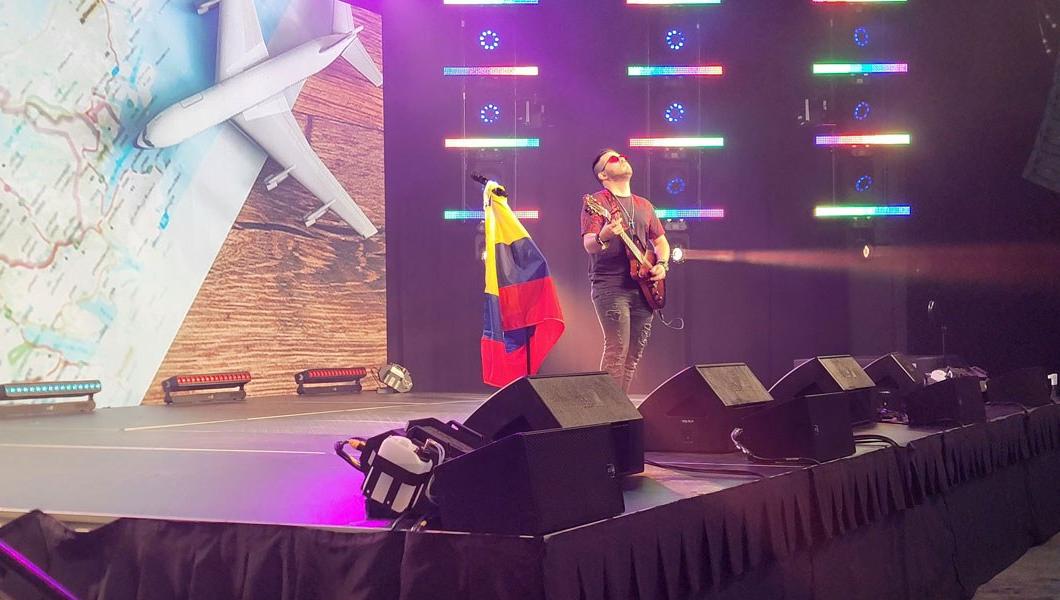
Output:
[584, 194, 654, 269]
[616, 230, 652, 269]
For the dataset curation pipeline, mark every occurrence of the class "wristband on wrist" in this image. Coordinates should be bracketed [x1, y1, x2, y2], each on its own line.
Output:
[594, 232, 609, 250]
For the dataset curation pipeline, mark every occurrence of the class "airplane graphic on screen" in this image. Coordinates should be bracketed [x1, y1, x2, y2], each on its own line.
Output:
[138, 0, 383, 237]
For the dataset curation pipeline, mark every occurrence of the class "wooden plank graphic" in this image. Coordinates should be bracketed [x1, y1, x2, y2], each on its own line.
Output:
[145, 9, 386, 402]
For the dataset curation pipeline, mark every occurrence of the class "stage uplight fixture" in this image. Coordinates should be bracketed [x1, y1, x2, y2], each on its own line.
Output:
[295, 368, 368, 396]
[0, 379, 101, 418]
[378, 364, 414, 394]
[0, 380, 101, 400]
[665, 29, 687, 51]
[855, 175, 874, 192]
[479, 30, 501, 51]
[162, 371, 251, 405]
[853, 27, 870, 47]
[671, 246, 686, 264]
[663, 102, 687, 124]
[480, 103, 502, 125]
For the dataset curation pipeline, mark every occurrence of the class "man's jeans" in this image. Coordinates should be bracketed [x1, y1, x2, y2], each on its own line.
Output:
[591, 283, 654, 392]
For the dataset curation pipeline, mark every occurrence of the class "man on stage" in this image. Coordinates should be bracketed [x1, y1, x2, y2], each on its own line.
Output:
[580, 149, 670, 392]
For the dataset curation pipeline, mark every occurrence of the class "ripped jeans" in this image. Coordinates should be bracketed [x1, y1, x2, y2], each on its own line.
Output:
[591, 282, 654, 393]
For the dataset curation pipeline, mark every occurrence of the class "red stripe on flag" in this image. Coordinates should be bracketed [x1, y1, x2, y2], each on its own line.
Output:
[481, 338, 531, 388]
[497, 276, 564, 331]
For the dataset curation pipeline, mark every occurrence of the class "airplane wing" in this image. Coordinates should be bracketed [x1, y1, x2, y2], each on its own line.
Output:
[216, 0, 270, 81]
[232, 98, 379, 238]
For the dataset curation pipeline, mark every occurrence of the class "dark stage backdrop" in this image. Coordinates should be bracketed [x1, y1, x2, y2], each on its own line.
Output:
[383, 1, 1060, 394]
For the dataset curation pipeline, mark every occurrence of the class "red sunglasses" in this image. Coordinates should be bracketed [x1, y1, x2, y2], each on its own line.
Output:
[597, 154, 627, 172]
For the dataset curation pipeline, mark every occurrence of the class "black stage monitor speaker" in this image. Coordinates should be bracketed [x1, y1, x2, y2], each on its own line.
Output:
[769, 355, 878, 425]
[864, 353, 923, 413]
[736, 392, 856, 462]
[430, 425, 624, 535]
[864, 353, 922, 394]
[987, 367, 1053, 408]
[639, 363, 774, 453]
[905, 376, 986, 426]
[463, 372, 644, 476]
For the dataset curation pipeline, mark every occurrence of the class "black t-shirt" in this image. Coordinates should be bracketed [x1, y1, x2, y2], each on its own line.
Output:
[580, 190, 664, 286]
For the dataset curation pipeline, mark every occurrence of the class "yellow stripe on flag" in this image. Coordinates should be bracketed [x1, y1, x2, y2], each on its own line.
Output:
[483, 182, 528, 296]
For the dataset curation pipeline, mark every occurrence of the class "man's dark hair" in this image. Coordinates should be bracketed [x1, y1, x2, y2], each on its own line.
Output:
[591, 148, 618, 178]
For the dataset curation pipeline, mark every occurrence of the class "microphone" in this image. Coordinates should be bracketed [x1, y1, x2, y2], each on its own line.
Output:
[470, 173, 508, 197]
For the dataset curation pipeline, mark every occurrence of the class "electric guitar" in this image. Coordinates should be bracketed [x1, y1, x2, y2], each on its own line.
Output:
[583, 194, 666, 310]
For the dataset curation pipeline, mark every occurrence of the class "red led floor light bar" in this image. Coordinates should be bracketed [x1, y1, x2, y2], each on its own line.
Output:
[162, 371, 252, 405]
[294, 367, 369, 396]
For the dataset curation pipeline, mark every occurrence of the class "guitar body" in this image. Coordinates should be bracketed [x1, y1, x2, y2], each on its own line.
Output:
[583, 194, 667, 310]
[628, 236, 666, 310]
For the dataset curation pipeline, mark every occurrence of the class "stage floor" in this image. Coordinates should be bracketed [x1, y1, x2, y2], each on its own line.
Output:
[0, 393, 801, 529]
[2, 396, 1057, 600]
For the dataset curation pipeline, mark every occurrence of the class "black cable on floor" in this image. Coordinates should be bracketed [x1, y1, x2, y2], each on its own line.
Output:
[644, 459, 766, 479]
[854, 434, 902, 448]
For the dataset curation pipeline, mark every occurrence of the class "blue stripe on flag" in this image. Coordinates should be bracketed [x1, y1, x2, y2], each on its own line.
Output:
[494, 237, 549, 288]
[483, 293, 534, 352]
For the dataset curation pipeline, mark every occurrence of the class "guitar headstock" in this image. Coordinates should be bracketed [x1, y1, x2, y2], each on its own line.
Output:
[582, 194, 611, 221]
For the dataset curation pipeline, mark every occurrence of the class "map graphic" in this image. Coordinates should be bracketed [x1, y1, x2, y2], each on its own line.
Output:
[0, 0, 289, 407]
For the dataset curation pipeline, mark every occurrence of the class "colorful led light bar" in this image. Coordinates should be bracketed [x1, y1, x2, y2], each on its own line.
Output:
[443, 66, 539, 77]
[445, 138, 540, 148]
[0, 380, 102, 400]
[445, 210, 540, 220]
[813, 63, 908, 75]
[444, 0, 539, 4]
[815, 134, 911, 146]
[813, 0, 906, 3]
[629, 137, 725, 148]
[627, 65, 724, 77]
[627, 0, 722, 4]
[655, 208, 726, 219]
[814, 205, 911, 218]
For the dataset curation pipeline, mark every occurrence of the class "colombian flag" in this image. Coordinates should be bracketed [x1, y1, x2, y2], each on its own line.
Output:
[481, 182, 565, 387]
